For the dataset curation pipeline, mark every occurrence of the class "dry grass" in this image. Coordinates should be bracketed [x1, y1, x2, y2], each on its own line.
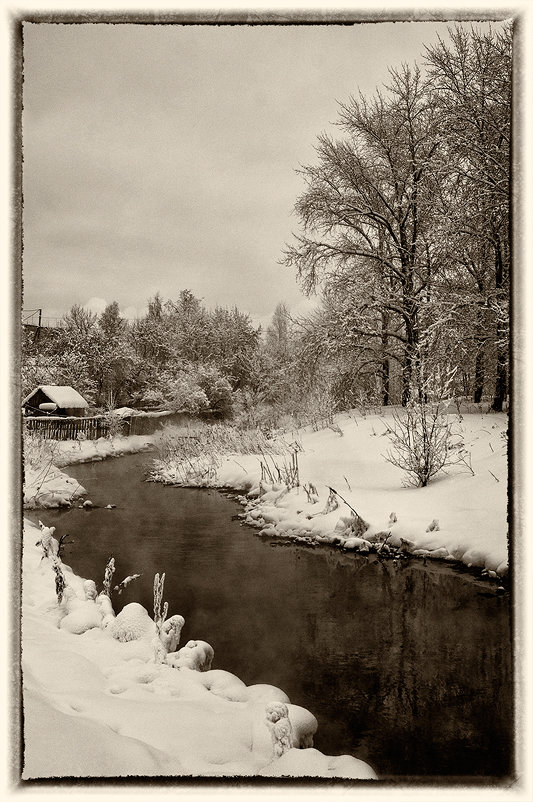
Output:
[149, 422, 300, 486]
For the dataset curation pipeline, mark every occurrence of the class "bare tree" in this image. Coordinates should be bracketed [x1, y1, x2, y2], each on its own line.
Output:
[283, 65, 442, 406]
[425, 24, 511, 411]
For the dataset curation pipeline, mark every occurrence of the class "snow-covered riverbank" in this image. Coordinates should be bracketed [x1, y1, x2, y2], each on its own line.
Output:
[23, 433, 156, 508]
[21, 517, 377, 779]
[151, 410, 509, 578]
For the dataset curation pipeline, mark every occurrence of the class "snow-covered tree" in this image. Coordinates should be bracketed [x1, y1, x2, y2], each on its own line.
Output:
[283, 26, 510, 410]
[424, 24, 511, 410]
[283, 65, 442, 406]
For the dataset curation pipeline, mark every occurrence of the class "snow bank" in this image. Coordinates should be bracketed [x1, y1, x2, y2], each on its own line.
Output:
[23, 461, 87, 509]
[53, 433, 156, 467]
[23, 434, 155, 509]
[152, 410, 509, 578]
[21, 518, 377, 779]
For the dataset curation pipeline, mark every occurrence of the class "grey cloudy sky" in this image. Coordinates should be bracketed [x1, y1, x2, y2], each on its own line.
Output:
[22, 19, 475, 329]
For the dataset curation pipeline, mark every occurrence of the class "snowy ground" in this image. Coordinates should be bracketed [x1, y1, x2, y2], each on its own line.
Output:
[152, 409, 509, 579]
[21, 517, 376, 780]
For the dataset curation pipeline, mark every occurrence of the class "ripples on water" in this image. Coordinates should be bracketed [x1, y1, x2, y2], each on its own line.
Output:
[27, 452, 513, 781]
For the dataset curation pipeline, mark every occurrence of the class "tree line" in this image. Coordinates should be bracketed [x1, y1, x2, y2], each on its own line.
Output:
[22, 292, 261, 418]
[22, 24, 510, 420]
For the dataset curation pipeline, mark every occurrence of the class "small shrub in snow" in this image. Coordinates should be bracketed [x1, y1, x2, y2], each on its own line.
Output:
[24, 432, 66, 507]
[60, 599, 103, 634]
[152, 572, 187, 663]
[300, 385, 339, 432]
[102, 557, 116, 596]
[153, 572, 168, 635]
[56, 532, 74, 560]
[259, 447, 300, 490]
[303, 483, 319, 504]
[383, 402, 463, 487]
[101, 411, 127, 439]
[35, 521, 59, 560]
[51, 559, 66, 604]
[151, 422, 292, 486]
[320, 488, 339, 515]
[159, 615, 185, 655]
[97, 592, 115, 628]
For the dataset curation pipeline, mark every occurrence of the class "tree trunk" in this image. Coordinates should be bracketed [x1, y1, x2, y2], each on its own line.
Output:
[491, 340, 507, 412]
[473, 347, 485, 404]
[401, 299, 418, 407]
[382, 358, 390, 406]
[491, 240, 508, 412]
[381, 310, 390, 406]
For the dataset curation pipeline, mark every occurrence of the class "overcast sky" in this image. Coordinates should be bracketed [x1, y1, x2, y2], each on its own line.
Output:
[22, 19, 485, 329]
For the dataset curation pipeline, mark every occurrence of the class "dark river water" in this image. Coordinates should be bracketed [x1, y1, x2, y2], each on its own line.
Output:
[27, 452, 514, 782]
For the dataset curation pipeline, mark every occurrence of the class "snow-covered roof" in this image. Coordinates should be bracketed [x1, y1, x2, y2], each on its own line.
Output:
[22, 385, 89, 409]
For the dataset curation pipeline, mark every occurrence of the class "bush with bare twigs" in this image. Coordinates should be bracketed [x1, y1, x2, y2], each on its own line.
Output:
[382, 400, 465, 487]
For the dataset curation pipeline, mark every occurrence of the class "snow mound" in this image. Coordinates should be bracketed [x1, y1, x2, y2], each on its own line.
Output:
[110, 602, 156, 643]
[60, 600, 103, 634]
[166, 639, 214, 671]
[259, 747, 378, 779]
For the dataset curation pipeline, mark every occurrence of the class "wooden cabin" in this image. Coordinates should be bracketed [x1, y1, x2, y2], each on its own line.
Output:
[22, 385, 90, 418]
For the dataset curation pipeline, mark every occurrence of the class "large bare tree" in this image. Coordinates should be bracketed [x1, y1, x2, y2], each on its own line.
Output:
[283, 65, 442, 405]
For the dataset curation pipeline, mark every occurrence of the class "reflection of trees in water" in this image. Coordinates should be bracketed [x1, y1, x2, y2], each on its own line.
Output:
[306, 555, 512, 778]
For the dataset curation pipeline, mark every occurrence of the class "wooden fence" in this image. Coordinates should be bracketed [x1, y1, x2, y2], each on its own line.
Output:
[23, 410, 190, 441]
[24, 415, 122, 441]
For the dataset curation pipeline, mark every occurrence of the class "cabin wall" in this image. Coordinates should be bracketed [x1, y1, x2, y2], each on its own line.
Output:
[23, 388, 49, 416]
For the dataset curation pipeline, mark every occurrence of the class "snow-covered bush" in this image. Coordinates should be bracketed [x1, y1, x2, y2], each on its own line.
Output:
[140, 367, 210, 415]
[383, 402, 462, 487]
[151, 573, 185, 662]
[102, 557, 116, 596]
[35, 521, 59, 559]
[305, 386, 338, 431]
[158, 615, 185, 655]
[83, 580, 97, 601]
[195, 365, 234, 420]
[110, 602, 154, 643]
[60, 598, 103, 634]
[51, 559, 67, 604]
[97, 592, 116, 629]
[100, 411, 127, 439]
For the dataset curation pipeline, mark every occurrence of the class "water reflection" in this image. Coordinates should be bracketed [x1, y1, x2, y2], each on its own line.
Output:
[27, 453, 513, 780]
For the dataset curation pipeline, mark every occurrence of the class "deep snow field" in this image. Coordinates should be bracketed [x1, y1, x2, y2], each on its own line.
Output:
[20, 407, 509, 782]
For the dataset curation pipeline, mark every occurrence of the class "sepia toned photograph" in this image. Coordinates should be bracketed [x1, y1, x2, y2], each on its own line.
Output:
[8, 2, 530, 795]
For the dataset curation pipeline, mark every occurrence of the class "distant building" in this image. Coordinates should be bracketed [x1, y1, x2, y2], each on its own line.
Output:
[22, 385, 90, 418]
